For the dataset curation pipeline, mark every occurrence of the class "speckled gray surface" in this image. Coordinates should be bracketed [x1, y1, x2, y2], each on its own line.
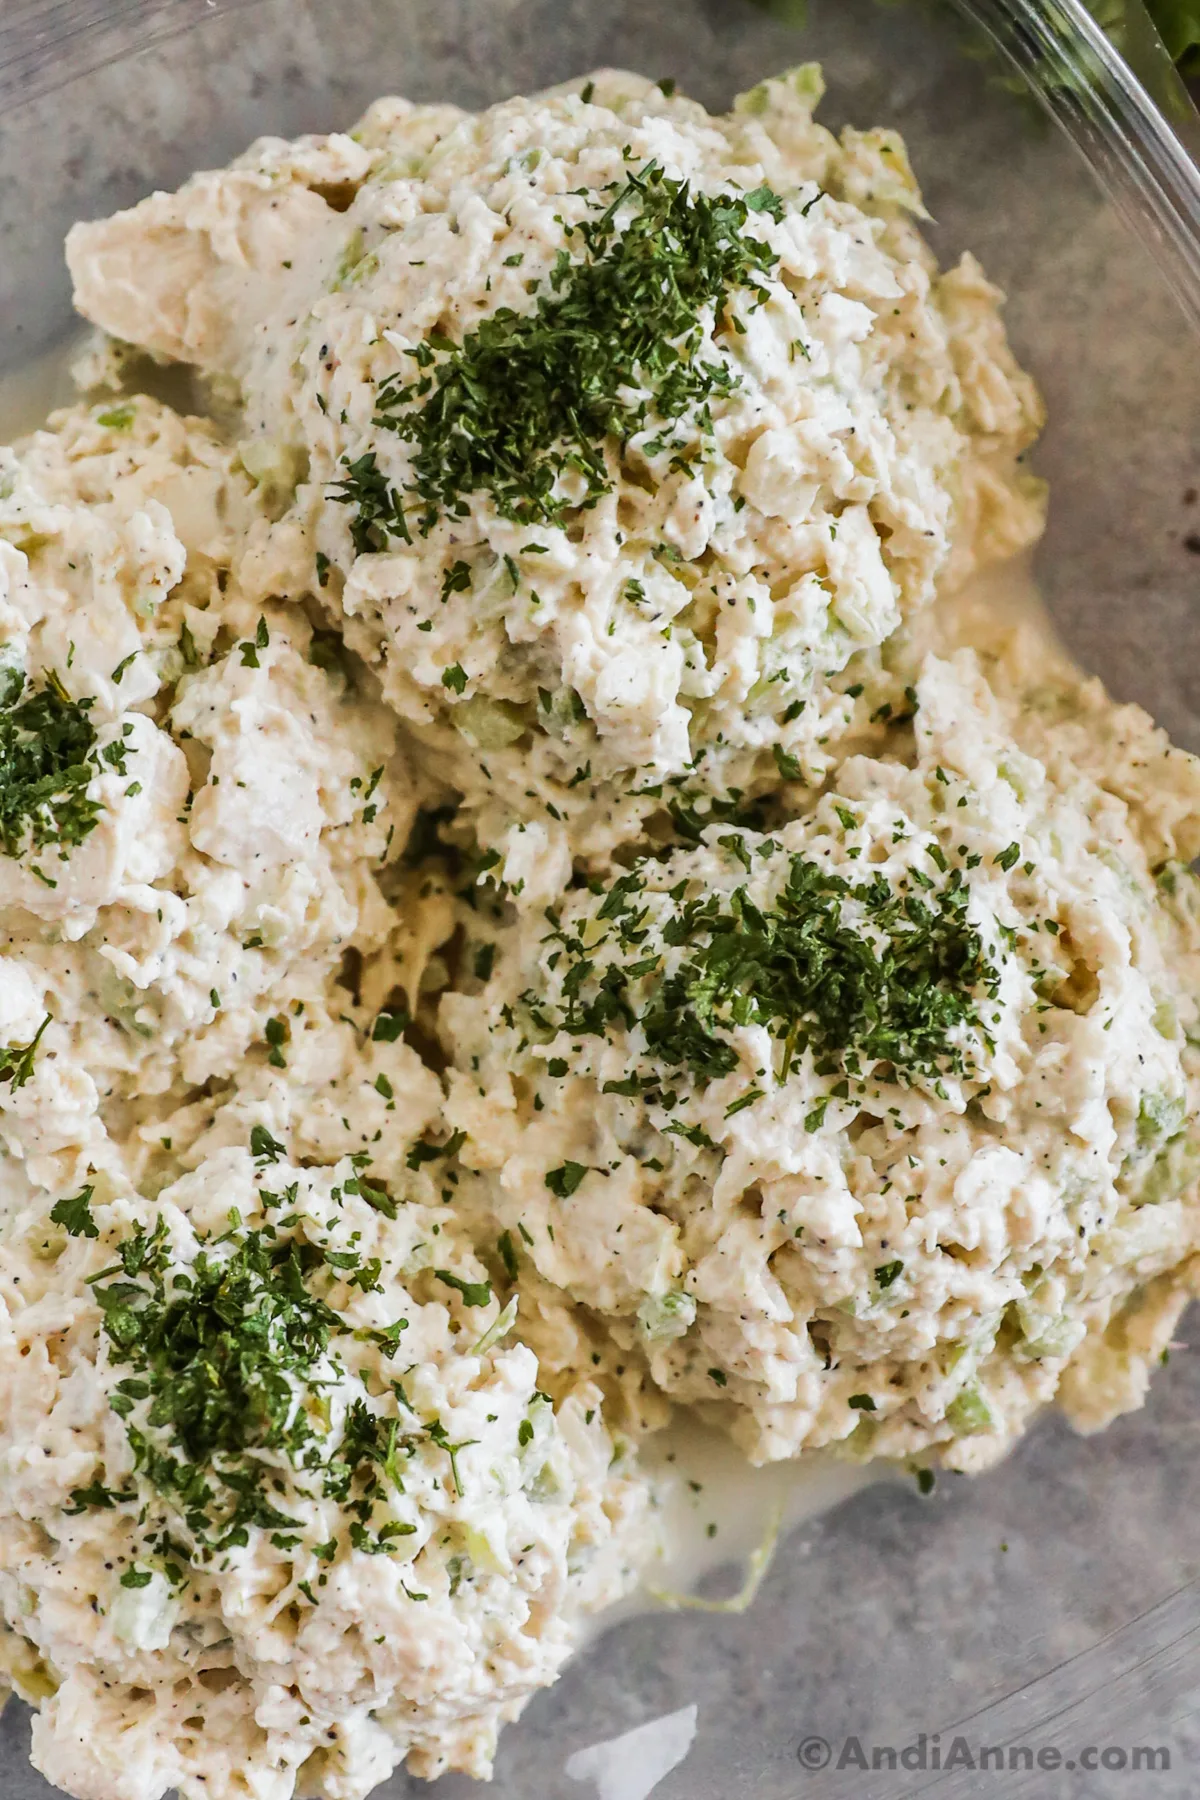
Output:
[1, 4, 1199, 1797]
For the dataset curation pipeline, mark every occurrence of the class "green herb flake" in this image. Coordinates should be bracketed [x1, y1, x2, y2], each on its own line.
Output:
[0, 671, 119, 862]
[87, 1205, 432, 1554]
[366, 162, 781, 535]
[498, 1231, 520, 1280]
[250, 1124, 286, 1163]
[545, 1161, 588, 1198]
[51, 1185, 98, 1239]
[434, 1269, 493, 1307]
[0, 1013, 51, 1091]
[773, 743, 803, 781]
[372, 1006, 410, 1043]
[539, 846, 999, 1098]
[743, 182, 785, 220]
[64, 1478, 130, 1514]
[329, 451, 411, 552]
[441, 560, 472, 601]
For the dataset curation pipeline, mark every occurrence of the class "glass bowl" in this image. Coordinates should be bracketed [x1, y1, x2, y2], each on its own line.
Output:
[1, 3, 1199, 1796]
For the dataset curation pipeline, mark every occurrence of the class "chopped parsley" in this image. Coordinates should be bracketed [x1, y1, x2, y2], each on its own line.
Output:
[0, 1013, 50, 1090]
[250, 1123, 286, 1163]
[238, 617, 270, 668]
[0, 669, 127, 861]
[497, 1231, 520, 1280]
[666, 788, 768, 844]
[440, 559, 473, 600]
[50, 1185, 98, 1239]
[434, 1269, 492, 1307]
[372, 1005, 410, 1043]
[360, 162, 781, 534]
[329, 450, 411, 553]
[80, 1195, 479, 1558]
[545, 1161, 588, 1198]
[90, 1217, 346, 1540]
[405, 1129, 465, 1171]
[538, 841, 999, 1095]
[773, 743, 803, 781]
[64, 1478, 131, 1514]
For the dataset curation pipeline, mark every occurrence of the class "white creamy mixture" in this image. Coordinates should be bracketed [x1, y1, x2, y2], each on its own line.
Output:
[0, 63, 1198, 1800]
[67, 65, 1043, 874]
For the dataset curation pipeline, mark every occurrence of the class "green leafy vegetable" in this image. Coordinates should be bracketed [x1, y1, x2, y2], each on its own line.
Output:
[405, 1129, 465, 1171]
[1146, 0, 1200, 73]
[64, 1479, 132, 1514]
[96, 402, 137, 431]
[750, 0, 1200, 74]
[497, 1231, 520, 1280]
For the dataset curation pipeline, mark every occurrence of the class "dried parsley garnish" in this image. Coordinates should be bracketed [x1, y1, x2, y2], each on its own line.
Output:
[0, 1013, 51, 1090]
[50, 1184, 98, 1238]
[540, 843, 999, 1092]
[329, 450, 412, 553]
[359, 161, 782, 533]
[92, 1216, 345, 1546]
[78, 1177, 498, 1557]
[0, 667, 131, 861]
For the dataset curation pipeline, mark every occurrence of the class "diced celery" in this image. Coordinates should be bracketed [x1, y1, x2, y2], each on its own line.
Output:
[454, 695, 528, 749]
[946, 1382, 995, 1436]
[636, 1289, 697, 1344]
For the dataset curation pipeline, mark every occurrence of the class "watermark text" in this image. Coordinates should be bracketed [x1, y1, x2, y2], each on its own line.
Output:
[796, 1733, 1170, 1776]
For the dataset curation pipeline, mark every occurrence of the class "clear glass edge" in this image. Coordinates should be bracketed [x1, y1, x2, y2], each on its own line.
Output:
[951, 0, 1200, 332]
[0, 4, 1196, 1795]
[2, 0, 1199, 328]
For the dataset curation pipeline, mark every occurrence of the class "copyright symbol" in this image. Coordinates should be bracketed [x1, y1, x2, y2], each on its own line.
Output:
[797, 1735, 832, 1771]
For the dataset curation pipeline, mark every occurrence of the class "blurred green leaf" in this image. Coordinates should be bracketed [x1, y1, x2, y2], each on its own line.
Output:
[747, 0, 808, 19]
[1145, 0, 1200, 72]
[747, 0, 1200, 75]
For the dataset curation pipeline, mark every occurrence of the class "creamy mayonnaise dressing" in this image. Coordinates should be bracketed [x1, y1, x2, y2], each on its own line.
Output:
[2, 62, 1199, 1800]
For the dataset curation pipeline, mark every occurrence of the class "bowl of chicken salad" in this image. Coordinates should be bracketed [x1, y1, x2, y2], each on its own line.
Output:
[2, 2, 1200, 1798]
